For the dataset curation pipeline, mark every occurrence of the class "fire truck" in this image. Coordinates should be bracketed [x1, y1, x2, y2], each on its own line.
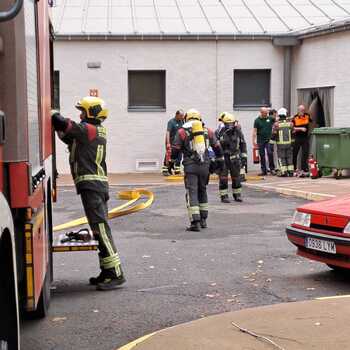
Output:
[0, 0, 56, 348]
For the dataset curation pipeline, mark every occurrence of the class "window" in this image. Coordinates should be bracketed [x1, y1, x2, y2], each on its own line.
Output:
[128, 70, 166, 111]
[233, 69, 271, 108]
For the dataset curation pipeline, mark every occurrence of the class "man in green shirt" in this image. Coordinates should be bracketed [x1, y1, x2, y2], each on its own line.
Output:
[252, 107, 276, 176]
[162, 110, 184, 175]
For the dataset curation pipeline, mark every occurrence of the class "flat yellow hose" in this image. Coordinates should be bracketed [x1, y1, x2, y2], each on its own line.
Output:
[53, 189, 154, 232]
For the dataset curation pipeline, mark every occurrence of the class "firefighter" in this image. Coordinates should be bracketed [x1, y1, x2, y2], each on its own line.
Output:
[162, 110, 184, 176]
[51, 97, 125, 291]
[292, 105, 312, 176]
[217, 112, 226, 133]
[171, 109, 224, 231]
[216, 113, 247, 203]
[272, 108, 294, 177]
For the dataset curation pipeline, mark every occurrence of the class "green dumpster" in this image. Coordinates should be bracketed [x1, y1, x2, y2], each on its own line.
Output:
[312, 127, 350, 178]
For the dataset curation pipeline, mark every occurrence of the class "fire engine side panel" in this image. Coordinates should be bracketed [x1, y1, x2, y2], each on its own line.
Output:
[0, 0, 29, 163]
[37, 0, 53, 160]
[24, 0, 41, 175]
[32, 207, 45, 308]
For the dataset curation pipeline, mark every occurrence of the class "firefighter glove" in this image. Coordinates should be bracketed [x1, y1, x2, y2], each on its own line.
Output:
[51, 111, 69, 132]
[241, 154, 247, 168]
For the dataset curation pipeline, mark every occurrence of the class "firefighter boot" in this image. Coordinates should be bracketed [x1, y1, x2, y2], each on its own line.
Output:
[89, 270, 107, 285]
[200, 218, 207, 229]
[186, 221, 201, 232]
[96, 266, 126, 291]
[221, 194, 230, 203]
[233, 193, 243, 202]
[96, 275, 126, 291]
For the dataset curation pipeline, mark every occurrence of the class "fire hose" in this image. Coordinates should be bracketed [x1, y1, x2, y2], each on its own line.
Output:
[53, 189, 154, 232]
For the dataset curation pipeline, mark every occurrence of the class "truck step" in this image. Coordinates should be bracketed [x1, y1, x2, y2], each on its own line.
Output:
[52, 233, 98, 252]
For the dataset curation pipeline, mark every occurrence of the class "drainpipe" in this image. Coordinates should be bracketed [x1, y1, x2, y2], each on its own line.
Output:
[273, 37, 300, 114]
[283, 46, 292, 113]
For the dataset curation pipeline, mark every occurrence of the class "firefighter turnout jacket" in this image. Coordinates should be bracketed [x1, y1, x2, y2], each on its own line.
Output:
[273, 120, 293, 146]
[52, 113, 108, 194]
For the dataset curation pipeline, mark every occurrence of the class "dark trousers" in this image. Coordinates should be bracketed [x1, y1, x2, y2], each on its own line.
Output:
[293, 137, 309, 172]
[219, 155, 241, 196]
[277, 145, 294, 174]
[258, 142, 275, 173]
[80, 190, 123, 278]
[184, 166, 209, 223]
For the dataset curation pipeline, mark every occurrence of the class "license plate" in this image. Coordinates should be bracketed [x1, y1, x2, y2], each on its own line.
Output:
[306, 237, 336, 254]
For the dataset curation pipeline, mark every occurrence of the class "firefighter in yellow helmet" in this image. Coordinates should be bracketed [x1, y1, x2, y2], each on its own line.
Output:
[171, 109, 224, 231]
[215, 113, 247, 203]
[51, 96, 125, 290]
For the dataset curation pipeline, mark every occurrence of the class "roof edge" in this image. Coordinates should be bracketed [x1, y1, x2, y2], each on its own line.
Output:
[54, 18, 350, 42]
[54, 33, 276, 41]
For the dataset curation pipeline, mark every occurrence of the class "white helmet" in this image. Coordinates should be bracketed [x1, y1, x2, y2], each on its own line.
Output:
[278, 107, 287, 116]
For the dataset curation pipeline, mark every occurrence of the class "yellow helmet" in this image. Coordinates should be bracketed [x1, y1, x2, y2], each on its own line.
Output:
[222, 113, 236, 124]
[185, 109, 201, 122]
[218, 112, 228, 122]
[75, 96, 108, 121]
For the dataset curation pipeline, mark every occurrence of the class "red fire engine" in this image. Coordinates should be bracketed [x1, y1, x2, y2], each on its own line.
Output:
[0, 1, 56, 348]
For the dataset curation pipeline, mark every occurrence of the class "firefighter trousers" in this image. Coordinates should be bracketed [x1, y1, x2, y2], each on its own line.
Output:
[184, 165, 209, 223]
[80, 190, 123, 278]
[277, 145, 294, 174]
[219, 155, 241, 197]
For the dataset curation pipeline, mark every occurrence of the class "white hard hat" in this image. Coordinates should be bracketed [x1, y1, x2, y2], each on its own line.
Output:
[278, 107, 287, 116]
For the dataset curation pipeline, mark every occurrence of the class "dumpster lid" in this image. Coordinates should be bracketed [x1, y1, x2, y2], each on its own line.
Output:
[312, 127, 350, 135]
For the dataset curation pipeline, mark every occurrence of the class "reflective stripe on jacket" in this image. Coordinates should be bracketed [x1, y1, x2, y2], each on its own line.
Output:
[275, 121, 293, 145]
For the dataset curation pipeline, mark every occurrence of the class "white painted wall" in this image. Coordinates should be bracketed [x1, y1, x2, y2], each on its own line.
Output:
[54, 39, 284, 174]
[291, 31, 350, 126]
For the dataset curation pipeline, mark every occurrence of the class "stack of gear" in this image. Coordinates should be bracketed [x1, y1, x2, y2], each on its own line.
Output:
[52, 96, 125, 291]
[272, 108, 294, 177]
[171, 109, 224, 231]
[216, 113, 247, 203]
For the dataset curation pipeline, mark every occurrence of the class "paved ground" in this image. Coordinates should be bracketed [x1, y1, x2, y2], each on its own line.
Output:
[58, 172, 350, 200]
[246, 176, 350, 201]
[122, 297, 350, 350]
[21, 184, 350, 350]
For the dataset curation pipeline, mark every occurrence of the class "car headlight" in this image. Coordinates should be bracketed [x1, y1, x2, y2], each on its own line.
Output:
[292, 211, 311, 227]
[344, 221, 350, 234]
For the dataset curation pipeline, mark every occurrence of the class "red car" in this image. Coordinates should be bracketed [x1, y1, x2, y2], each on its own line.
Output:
[286, 196, 350, 271]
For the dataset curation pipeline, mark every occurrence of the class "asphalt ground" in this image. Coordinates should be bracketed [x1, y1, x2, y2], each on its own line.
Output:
[21, 184, 350, 350]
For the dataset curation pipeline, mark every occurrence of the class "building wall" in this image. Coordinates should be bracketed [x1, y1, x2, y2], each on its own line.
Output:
[54, 39, 284, 174]
[291, 31, 350, 126]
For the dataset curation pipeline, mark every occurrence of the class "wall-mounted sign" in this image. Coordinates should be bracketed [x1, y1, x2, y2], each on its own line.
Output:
[89, 89, 99, 97]
[87, 62, 102, 69]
